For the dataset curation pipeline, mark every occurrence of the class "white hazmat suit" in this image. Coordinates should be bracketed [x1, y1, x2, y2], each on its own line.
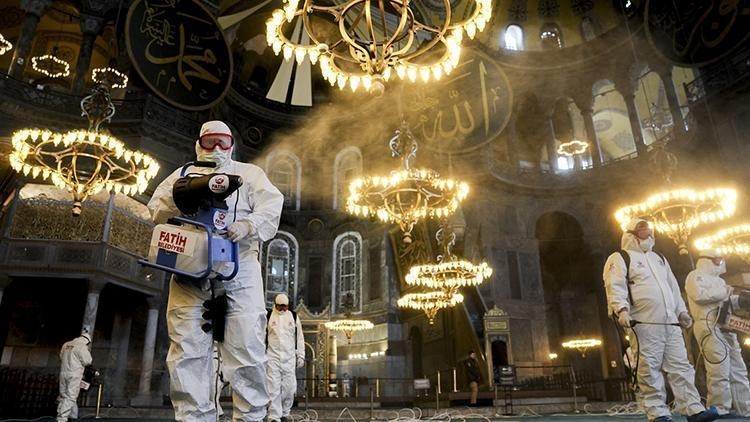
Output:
[686, 250, 750, 416]
[148, 120, 284, 421]
[57, 334, 92, 422]
[603, 219, 717, 422]
[266, 294, 305, 422]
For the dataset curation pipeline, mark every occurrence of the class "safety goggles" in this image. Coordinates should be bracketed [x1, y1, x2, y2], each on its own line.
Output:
[199, 134, 234, 151]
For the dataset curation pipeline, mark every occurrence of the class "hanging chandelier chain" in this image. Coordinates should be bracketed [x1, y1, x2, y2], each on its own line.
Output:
[648, 143, 679, 184]
[435, 225, 456, 263]
[80, 84, 116, 133]
[389, 120, 418, 169]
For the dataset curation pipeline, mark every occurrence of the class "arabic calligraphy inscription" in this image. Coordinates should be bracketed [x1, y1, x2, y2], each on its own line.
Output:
[403, 49, 512, 154]
[645, 0, 750, 65]
[125, 0, 232, 110]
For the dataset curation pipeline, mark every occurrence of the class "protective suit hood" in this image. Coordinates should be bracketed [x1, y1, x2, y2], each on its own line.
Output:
[195, 120, 234, 168]
[697, 249, 726, 276]
[621, 218, 655, 253]
[273, 293, 289, 314]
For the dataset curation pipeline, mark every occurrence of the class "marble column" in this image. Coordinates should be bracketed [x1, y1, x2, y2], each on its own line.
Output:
[581, 107, 603, 166]
[135, 297, 161, 402]
[110, 312, 132, 404]
[328, 334, 337, 397]
[657, 68, 687, 135]
[546, 114, 558, 171]
[616, 81, 648, 155]
[72, 13, 105, 94]
[81, 279, 105, 339]
[9, 0, 52, 78]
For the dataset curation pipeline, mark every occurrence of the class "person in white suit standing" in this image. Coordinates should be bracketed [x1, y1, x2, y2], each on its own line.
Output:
[266, 293, 305, 422]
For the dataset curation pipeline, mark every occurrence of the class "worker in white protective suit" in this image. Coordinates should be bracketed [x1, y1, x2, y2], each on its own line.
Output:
[148, 120, 284, 422]
[56, 333, 92, 422]
[686, 249, 750, 417]
[603, 218, 718, 422]
[266, 293, 305, 422]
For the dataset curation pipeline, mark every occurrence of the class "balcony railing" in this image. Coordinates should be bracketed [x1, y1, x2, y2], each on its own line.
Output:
[0, 188, 165, 295]
[685, 45, 750, 103]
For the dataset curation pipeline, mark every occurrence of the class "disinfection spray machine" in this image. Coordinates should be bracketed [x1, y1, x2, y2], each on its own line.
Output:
[139, 161, 242, 341]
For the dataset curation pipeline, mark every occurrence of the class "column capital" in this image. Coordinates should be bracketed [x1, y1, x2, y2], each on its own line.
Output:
[614, 79, 636, 98]
[20, 0, 51, 16]
[571, 94, 594, 114]
[80, 0, 120, 16]
[87, 278, 107, 294]
[79, 13, 105, 36]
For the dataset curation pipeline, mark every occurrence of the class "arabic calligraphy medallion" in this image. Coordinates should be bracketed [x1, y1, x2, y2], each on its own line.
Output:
[645, 0, 750, 65]
[403, 48, 512, 154]
[125, 0, 233, 110]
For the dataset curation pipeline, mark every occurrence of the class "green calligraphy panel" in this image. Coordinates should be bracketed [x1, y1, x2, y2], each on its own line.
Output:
[645, 0, 750, 65]
[403, 48, 513, 154]
[125, 0, 233, 110]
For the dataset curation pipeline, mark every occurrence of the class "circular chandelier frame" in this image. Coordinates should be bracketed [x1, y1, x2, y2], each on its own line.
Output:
[346, 122, 469, 243]
[9, 85, 159, 215]
[92, 67, 129, 89]
[614, 187, 737, 254]
[562, 338, 602, 358]
[266, 0, 491, 93]
[694, 224, 750, 263]
[31, 54, 71, 78]
[324, 319, 374, 343]
[0, 33, 12, 55]
[397, 290, 463, 324]
[557, 139, 588, 157]
[405, 226, 491, 293]
[10, 129, 159, 214]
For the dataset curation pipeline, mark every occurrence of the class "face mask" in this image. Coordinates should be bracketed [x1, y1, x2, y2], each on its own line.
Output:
[638, 236, 654, 252]
[197, 148, 231, 165]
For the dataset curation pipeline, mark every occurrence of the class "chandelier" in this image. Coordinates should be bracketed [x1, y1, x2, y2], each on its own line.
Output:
[405, 225, 491, 295]
[346, 121, 469, 243]
[694, 224, 750, 264]
[562, 338, 602, 358]
[324, 319, 375, 344]
[642, 102, 674, 138]
[265, 0, 492, 94]
[0, 33, 11, 55]
[31, 49, 71, 78]
[398, 290, 463, 324]
[557, 139, 588, 157]
[9, 84, 159, 216]
[91, 67, 129, 89]
[614, 187, 737, 255]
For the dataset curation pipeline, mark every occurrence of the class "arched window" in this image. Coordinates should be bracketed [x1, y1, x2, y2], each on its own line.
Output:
[333, 147, 362, 209]
[635, 70, 672, 145]
[332, 232, 362, 314]
[266, 152, 301, 210]
[540, 24, 563, 49]
[503, 24, 524, 51]
[581, 17, 597, 41]
[263, 231, 299, 307]
[591, 79, 637, 162]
